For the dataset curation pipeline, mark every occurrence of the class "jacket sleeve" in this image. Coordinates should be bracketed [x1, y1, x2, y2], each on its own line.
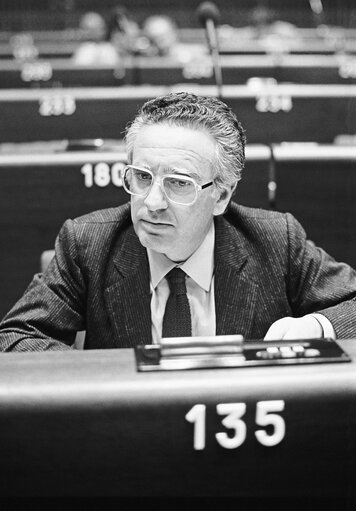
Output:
[286, 212, 356, 339]
[0, 219, 86, 351]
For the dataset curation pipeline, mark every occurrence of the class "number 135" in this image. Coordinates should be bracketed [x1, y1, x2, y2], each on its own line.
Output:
[185, 400, 285, 450]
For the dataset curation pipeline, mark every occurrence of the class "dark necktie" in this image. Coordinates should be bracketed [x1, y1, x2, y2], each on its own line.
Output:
[162, 267, 192, 338]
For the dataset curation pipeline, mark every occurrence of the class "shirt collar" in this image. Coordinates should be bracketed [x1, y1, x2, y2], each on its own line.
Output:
[147, 221, 215, 292]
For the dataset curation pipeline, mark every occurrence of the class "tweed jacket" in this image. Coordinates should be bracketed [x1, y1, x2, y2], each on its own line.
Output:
[1, 201, 356, 351]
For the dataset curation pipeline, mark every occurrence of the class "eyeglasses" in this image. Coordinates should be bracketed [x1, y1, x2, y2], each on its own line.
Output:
[122, 165, 214, 206]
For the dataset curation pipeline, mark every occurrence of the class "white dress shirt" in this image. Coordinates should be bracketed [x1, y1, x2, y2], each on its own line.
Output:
[148, 222, 216, 344]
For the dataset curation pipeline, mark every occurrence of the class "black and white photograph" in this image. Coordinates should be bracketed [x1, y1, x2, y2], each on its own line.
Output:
[0, 0, 355, 507]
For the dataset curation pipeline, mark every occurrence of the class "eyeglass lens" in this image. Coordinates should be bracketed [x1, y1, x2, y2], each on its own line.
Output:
[124, 167, 197, 204]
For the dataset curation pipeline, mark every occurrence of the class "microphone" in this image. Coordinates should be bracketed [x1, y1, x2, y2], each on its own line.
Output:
[308, 0, 344, 54]
[309, 0, 325, 28]
[267, 144, 277, 210]
[196, 2, 223, 98]
[197, 1, 220, 53]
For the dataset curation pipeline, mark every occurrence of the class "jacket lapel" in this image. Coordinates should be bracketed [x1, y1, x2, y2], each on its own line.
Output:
[104, 226, 152, 347]
[214, 215, 259, 338]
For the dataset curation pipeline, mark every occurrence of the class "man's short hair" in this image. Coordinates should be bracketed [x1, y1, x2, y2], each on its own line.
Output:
[124, 92, 246, 192]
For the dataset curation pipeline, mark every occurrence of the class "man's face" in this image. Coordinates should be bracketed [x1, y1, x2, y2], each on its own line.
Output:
[130, 123, 232, 262]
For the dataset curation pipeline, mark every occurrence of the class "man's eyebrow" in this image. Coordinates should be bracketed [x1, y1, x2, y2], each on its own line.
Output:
[132, 163, 151, 170]
[168, 167, 201, 180]
[132, 165, 202, 181]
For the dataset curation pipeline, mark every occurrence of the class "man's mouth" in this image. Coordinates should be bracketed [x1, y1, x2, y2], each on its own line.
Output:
[140, 219, 173, 229]
[141, 218, 172, 226]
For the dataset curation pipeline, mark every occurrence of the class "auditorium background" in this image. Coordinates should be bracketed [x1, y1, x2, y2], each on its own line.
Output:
[0, 0, 355, 501]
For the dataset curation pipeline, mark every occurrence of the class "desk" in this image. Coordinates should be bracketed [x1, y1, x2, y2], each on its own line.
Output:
[270, 143, 356, 268]
[0, 149, 127, 318]
[0, 54, 356, 88]
[0, 84, 355, 144]
[0, 40, 79, 60]
[218, 39, 356, 55]
[0, 59, 127, 88]
[1, 27, 356, 44]
[179, 27, 356, 45]
[0, 340, 355, 497]
[133, 54, 356, 86]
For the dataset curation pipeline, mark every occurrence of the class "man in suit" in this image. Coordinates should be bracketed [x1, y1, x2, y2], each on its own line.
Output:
[1, 92, 356, 351]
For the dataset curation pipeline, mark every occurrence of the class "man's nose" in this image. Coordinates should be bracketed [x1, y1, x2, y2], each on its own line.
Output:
[144, 181, 168, 211]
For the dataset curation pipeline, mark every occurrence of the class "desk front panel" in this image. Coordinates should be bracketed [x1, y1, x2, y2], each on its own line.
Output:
[0, 153, 127, 318]
[1, 55, 356, 89]
[0, 344, 355, 497]
[134, 55, 356, 86]
[0, 85, 355, 144]
[275, 158, 356, 268]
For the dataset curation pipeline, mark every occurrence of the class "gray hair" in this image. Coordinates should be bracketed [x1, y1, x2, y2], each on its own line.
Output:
[124, 92, 246, 193]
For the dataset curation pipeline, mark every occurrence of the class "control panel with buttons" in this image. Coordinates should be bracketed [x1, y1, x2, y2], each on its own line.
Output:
[135, 337, 351, 371]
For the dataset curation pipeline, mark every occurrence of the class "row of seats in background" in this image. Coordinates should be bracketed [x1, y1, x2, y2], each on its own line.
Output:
[0, 1, 355, 320]
[0, 51, 356, 87]
[0, 4, 355, 144]
[0, 1, 356, 88]
[0, 20, 356, 87]
[1, 24, 356, 59]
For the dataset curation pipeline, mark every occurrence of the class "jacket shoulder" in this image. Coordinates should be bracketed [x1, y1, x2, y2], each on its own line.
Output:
[223, 201, 306, 242]
[227, 201, 303, 226]
[57, 202, 133, 256]
[227, 202, 287, 222]
[72, 202, 131, 226]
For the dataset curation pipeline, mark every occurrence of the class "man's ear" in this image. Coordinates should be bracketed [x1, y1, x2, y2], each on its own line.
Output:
[213, 184, 235, 216]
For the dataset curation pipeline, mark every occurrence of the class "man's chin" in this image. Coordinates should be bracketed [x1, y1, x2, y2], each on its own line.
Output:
[137, 229, 169, 253]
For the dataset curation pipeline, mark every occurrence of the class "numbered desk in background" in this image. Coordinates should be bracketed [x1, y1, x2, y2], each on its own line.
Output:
[204, 26, 356, 56]
[0, 342, 355, 498]
[0, 84, 355, 144]
[0, 149, 127, 319]
[1, 54, 356, 89]
[240, 143, 356, 272]
[133, 54, 356, 86]
[0, 85, 166, 144]
[0, 59, 129, 88]
[0, 39, 79, 60]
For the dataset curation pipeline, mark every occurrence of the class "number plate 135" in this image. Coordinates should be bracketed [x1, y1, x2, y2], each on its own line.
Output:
[185, 400, 285, 450]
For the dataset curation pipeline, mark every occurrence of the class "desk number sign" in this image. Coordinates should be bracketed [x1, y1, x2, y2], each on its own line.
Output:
[185, 400, 285, 450]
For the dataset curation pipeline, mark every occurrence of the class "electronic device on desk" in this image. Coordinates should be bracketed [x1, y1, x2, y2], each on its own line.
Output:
[65, 138, 104, 151]
[135, 335, 351, 371]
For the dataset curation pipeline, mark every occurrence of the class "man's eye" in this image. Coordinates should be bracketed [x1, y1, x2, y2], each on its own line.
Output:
[169, 178, 192, 188]
[136, 171, 151, 181]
